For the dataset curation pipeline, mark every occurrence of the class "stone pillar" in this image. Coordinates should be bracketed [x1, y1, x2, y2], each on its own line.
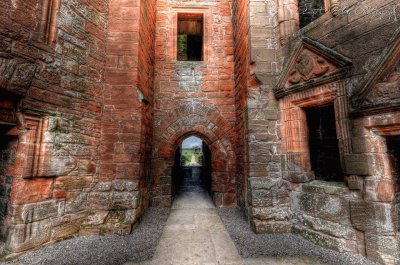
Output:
[277, 0, 299, 46]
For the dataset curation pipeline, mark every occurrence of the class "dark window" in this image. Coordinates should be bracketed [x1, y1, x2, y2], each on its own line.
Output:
[305, 104, 343, 182]
[177, 13, 203, 61]
[298, 0, 325, 28]
[387, 136, 400, 231]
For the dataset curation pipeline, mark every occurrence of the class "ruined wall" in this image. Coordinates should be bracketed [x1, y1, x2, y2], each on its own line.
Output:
[95, 0, 156, 235]
[0, 0, 108, 253]
[275, 0, 400, 264]
[150, 0, 237, 207]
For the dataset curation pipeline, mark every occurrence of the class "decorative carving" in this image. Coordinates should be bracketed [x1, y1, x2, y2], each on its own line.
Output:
[285, 49, 338, 88]
[364, 61, 400, 105]
[276, 38, 352, 98]
[288, 53, 330, 85]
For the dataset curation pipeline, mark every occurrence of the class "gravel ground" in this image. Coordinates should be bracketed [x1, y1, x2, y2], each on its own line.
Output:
[217, 208, 378, 265]
[2, 208, 170, 265]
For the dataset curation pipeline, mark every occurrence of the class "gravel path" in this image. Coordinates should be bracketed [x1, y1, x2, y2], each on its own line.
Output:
[2, 208, 170, 265]
[217, 208, 377, 265]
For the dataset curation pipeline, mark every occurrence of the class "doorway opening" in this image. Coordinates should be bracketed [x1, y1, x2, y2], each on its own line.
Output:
[0, 92, 19, 242]
[387, 135, 400, 232]
[305, 104, 343, 182]
[171, 136, 212, 199]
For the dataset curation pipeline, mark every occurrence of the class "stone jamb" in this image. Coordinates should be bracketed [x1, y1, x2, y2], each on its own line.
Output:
[38, 0, 61, 46]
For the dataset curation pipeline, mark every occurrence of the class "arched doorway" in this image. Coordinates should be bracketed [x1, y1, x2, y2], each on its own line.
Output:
[171, 136, 212, 203]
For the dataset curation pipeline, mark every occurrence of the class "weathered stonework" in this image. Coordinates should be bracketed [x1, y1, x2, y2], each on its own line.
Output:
[0, 0, 399, 264]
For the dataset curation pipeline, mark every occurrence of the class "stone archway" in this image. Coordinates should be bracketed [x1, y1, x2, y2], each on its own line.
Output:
[150, 102, 236, 207]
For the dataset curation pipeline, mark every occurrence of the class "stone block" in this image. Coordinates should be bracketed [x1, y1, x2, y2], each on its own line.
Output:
[111, 191, 139, 210]
[82, 211, 108, 226]
[52, 223, 79, 240]
[112, 180, 139, 191]
[293, 225, 357, 253]
[365, 233, 398, 265]
[293, 212, 357, 240]
[0, 57, 37, 96]
[100, 223, 132, 236]
[11, 200, 58, 224]
[350, 201, 396, 235]
[364, 179, 396, 202]
[87, 192, 111, 210]
[346, 175, 363, 190]
[344, 154, 373, 176]
[55, 176, 93, 190]
[251, 207, 290, 222]
[123, 209, 139, 224]
[95, 182, 112, 192]
[248, 177, 281, 190]
[252, 220, 292, 234]
[79, 228, 100, 236]
[6, 220, 51, 252]
[301, 180, 353, 197]
[291, 192, 351, 224]
[65, 192, 88, 213]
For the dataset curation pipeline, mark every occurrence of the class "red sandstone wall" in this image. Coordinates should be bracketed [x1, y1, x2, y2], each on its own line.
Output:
[0, 0, 107, 253]
[232, 0, 250, 208]
[150, 0, 237, 207]
[95, 0, 156, 234]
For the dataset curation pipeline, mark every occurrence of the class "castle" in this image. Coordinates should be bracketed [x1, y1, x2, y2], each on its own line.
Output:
[0, 0, 399, 264]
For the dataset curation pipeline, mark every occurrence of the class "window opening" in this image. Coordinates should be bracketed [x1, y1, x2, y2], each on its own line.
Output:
[305, 104, 343, 182]
[298, 0, 326, 28]
[177, 13, 203, 61]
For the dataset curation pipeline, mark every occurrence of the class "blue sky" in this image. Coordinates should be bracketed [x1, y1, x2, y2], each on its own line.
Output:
[182, 136, 202, 149]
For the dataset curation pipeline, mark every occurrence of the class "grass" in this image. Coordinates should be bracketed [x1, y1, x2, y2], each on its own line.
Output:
[181, 148, 203, 166]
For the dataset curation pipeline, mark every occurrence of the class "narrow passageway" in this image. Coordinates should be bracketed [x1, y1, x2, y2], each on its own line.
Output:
[126, 166, 241, 265]
[125, 169, 322, 265]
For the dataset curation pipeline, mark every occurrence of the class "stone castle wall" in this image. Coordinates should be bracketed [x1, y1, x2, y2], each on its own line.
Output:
[0, 0, 399, 264]
[273, 1, 400, 264]
[150, 0, 238, 207]
[0, 0, 108, 253]
[94, 0, 157, 236]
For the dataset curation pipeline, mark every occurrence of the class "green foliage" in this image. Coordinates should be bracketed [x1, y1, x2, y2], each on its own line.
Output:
[181, 148, 203, 166]
[177, 34, 187, 61]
